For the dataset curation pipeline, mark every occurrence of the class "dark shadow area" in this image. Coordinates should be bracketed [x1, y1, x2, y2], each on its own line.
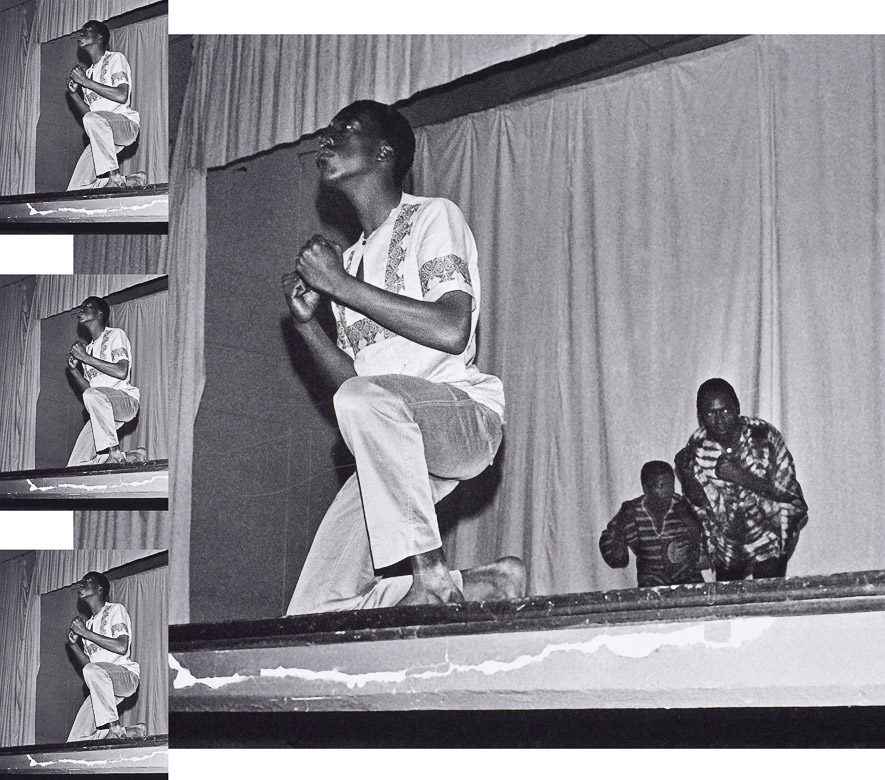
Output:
[170, 707, 885, 748]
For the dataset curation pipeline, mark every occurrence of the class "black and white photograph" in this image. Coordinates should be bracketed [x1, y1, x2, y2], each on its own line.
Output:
[0, 549, 168, 775]
[162, 32, 885, 750]
[0, 4, 884, 773]
[0, 0, 168, 227]
[0, 272, 169, 511]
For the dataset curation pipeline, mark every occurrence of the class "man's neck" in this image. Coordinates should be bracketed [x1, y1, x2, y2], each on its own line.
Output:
[85, 322, 106, 341]
[347, 180, 403, 236]
[85, 596, 107, 617]
[86, 45, 107, 65]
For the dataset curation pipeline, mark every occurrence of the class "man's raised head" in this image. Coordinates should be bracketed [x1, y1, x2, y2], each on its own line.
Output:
[80, 296, 110, 326]
[80, 571, 111, 601]
[335, 100, 416, 186]
[82, 19, 110, 48]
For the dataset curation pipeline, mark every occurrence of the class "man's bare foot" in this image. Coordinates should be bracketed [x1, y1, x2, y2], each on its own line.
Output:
[106, 450, 127, 465]
[461, 556, 527, 602]
[106, 172, 127, 189]
[125, 171, 147, 187]
[396, 547, 465, 607]
[106, 722, 126, 739]
[124, 447, 148, 463]
[124, 722, 147, 738]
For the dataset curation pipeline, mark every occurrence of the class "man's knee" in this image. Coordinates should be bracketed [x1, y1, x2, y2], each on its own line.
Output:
[82, 112, 110, 135]
[83, 662, 108, 684]
[333, 376, 392, 419]
[82, 387, 108, 408]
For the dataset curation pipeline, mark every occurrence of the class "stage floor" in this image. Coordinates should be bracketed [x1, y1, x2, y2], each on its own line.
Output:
[0, 185, 168, 225]
[0, 735, 167, 775]
[169, 570, 885, 724]
[0, 460, 168, 509]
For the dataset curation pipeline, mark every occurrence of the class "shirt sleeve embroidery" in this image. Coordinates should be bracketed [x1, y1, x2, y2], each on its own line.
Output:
[419, 254, 472, 297]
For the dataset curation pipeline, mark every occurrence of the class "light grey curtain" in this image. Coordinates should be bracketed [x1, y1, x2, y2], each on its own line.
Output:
[0, 553, 37, 747]
[34, 274, 158, 318]
[0, 277, 40, 472]
[413, 35, 885, 596]
[0, 2, 32, 196]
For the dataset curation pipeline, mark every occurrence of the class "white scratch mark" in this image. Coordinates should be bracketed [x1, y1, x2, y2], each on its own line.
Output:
[26, 750, 166, 768]
[27, 199, 166, 216]
[169, 653, 249, 689]
[170, 618, 775, 691]
[27, 475, 167, 493]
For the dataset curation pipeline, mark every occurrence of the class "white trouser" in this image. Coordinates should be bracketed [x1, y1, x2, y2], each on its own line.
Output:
[67, 662, 139, 741]
[287, 374, 502, 615]
[67, 387, 139, 466]
[67, 110, 139, 190]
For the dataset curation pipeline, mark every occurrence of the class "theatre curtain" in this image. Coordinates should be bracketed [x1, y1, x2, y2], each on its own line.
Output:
[2, 0, 163, 195]
[0, 552, 164, 747]
[34, 274, 157, 318]
[0, 2, 32, 197]
[411, 35, 885, 596]
[168, 34, 579, 624]
[0, 277, 41, 472]
[0, 553, 37, 748]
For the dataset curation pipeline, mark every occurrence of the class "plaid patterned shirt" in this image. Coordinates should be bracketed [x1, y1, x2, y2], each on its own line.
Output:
[683, 416, 808, 569]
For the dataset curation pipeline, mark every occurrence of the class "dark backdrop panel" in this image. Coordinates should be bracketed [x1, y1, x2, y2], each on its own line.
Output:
[191, 143, 354, 623]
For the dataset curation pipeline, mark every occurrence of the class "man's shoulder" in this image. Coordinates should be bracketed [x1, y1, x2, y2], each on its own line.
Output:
[742, 416, 785, 442]
[402, 193, 466, 221]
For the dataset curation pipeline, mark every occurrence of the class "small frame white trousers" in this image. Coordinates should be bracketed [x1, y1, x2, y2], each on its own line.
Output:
[287, 374, 502, 615]
[67, 110, 139, 190]
[67, 662, 139, 741]
[67, 387, 139, 466]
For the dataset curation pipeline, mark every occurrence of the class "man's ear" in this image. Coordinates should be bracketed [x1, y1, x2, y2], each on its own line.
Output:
[377, 142, 394, 162]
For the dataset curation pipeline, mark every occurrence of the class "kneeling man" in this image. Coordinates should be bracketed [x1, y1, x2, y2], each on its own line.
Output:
[66, 296, 144, 466]
[66, 571, 145, 741]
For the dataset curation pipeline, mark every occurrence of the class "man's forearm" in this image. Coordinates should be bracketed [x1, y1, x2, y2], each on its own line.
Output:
[81, 629, 127, 655]
[67, 367, 90, 392]
[79, 355, 128, 380]
[69, 90, 89, 117]
[80, 80, 128, 104]
[331, 276, 470, 354]
[69, 642, 89, 668]
[293, 318, 356, 391]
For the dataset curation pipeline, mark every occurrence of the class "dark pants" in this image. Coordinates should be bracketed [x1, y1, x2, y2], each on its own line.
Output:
[715, 555, 789, 582]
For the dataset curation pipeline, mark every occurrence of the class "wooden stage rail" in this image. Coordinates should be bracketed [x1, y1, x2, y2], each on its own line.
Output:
[169, 570, 885, 717]
[0, 185, 168, 225]
[0, 735, 167, 775]
[0, 460, 168, 509]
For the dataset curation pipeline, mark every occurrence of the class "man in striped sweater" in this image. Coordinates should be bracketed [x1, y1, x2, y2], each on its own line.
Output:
[600, 460, 708, 587]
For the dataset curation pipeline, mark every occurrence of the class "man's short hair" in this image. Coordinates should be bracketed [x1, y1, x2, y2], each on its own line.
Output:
[640, 460, 674, 488]
[85, 19, 111, 47]
[344, 100, 416, 186]
[83, 570, 111, 600]
[696, 377, 740, 415]
[83, 296, 110, 325]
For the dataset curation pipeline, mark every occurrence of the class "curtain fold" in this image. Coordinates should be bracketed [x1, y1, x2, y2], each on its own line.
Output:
[412, 35, 885, 596]
[34, 550, 154, 593]
[111, 566, 167, 737]
[0, 277, 41, 472]
[108, 14, 168, 184]
[111, 291, 168, 459]
[0, 2, 33, 196]
[0, 553, 36, 747]
[33, 274, 159, 319]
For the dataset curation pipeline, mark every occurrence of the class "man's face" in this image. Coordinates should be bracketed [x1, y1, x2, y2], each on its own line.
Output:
[643, 472, 675, 505]
[74, 300, 101, 325]
[316, 109, 385, 187]
[75, 575, 102, 600]
[75, 24, 101, 48]
[699, 390, 740, 441]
